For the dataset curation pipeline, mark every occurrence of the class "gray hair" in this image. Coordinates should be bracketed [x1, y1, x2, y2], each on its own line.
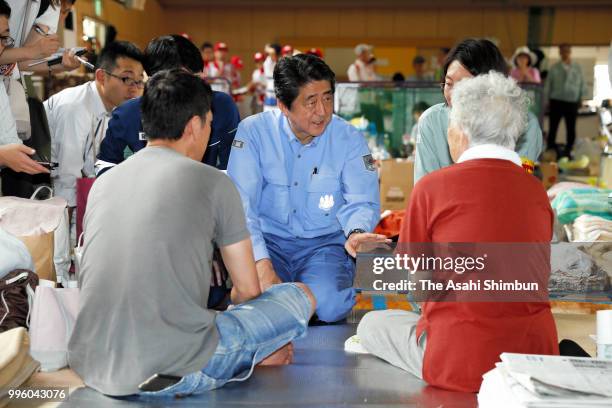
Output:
[449, 71, 529, 150]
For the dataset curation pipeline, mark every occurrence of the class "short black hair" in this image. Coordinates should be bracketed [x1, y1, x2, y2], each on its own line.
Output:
[200, 41, 212, 50]
[97, 41, 144, 72]
[274, 53, 335, 109]
[392, 72, 405, 82]
[0, 0, 10, 18]
[141, 69, 213, 141]
[412, 101, 430, 114]
[443, 38, 509, 78]
[269, 43, 281, 55]
[144, 35, 204, 76]
[412, 55, 425, 65]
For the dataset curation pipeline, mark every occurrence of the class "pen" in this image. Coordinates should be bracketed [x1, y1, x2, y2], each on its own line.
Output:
[75, 55, 95, 70]
[33, 24, 48, 37]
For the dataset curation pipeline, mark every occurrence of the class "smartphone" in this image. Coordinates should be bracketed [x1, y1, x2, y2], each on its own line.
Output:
[138, 374, 182, 392]
[36, 161, 58, 170]
[30, 151, 58, 169]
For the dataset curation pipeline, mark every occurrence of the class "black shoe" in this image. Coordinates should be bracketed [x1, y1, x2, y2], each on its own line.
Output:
[308, 314, 347, 326]
[560, 150, 573, 160]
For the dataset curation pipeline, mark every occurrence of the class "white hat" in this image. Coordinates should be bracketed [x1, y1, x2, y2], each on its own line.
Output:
[512, 46, 537, 67]
[354, 44, 373, 56]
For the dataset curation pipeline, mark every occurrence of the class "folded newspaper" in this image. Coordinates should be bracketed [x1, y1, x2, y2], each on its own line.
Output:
[478, 353, 612, 408]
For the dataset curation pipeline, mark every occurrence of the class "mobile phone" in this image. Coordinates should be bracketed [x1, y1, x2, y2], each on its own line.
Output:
[36, 161, 58, 170]
[138, 374, 182, 392]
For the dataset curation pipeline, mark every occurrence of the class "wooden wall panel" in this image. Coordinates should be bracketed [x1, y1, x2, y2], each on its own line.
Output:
[337, 9, 368, 38]
[392, 9, 438, 38]
[72, 1, 612, 80]
[436, 9, 483, 40]
[208, 9, 253, 49]
[250, 9, 297, 47]
[364, 9, 395, 38]
[572, 7, 612, 45]
[550, 8, 576, 44]
[295, 9, 339, 38]
[481, 8, 529, 54]
[74, 0, 165, 49]
[168, 10, 211, 45]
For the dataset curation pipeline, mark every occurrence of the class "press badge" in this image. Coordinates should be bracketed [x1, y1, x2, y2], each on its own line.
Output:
[232, 140, 245, 149]
[362, 154, 376, 171]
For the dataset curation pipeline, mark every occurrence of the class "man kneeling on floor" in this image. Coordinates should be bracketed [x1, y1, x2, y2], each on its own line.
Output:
[68, 69, 316, 398]
[357, 72, 558, 392]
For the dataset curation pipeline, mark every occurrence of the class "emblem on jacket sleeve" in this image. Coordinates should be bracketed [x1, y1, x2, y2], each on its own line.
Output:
[362, 154, 376, 171]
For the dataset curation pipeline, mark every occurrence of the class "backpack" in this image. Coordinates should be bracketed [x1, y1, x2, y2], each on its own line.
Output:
[0, 270, 38, 333]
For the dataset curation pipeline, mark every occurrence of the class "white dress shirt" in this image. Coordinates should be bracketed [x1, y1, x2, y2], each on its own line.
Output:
[0, 81, 19, 146]
[44, 81, 108, 206]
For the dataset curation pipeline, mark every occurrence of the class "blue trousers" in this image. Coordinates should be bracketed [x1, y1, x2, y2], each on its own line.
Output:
[264, 231, 355, 322]
[137, 283, 311, 399]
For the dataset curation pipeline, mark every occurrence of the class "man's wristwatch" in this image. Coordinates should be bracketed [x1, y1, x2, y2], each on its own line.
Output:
[347, 228, 366, 239]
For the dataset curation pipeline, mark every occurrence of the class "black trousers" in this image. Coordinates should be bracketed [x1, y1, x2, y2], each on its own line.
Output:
[547, 99, 579, 154]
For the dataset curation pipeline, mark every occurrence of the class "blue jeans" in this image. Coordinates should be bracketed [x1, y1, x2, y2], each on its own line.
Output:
[137, 283, 311, 399]
[265, 231, 355, 322]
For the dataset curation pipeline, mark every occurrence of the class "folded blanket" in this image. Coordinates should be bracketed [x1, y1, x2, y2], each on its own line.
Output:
[551, 188, 612, 224]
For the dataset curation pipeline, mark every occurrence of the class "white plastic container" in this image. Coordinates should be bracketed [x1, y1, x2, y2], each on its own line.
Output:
[596, 310, 612, 360]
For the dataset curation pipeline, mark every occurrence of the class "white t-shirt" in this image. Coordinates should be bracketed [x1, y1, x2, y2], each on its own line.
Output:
[347, 59, 379, 82]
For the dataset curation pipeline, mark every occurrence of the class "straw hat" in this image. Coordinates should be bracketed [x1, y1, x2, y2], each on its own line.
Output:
[512, 46, 537, 67]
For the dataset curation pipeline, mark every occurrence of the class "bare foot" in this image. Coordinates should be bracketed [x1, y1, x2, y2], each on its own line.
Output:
[258, 343, 294, 366]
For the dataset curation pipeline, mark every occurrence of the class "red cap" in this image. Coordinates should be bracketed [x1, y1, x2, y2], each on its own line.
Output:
[307, 48, 323, 58]
[230, 55, 244, 69]
[281, 44, 293, 56]
[253, 52, 265, 62]
[214, 42, 228, 52]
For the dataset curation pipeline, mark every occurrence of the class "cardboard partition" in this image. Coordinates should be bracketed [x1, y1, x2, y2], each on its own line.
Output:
[379, 159, 414, 211]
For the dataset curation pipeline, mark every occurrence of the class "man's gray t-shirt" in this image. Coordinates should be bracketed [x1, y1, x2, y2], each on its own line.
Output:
[68, 147, 249, 396]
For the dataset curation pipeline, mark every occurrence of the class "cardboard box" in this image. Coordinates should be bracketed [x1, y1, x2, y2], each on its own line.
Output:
[538, 162, 559, 190]
[379, 159, 414, 211]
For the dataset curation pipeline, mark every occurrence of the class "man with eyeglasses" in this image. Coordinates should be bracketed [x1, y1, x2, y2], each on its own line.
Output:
[43, 40, 144, 210]
[227, 54, 385, 323]
[95, 35, 240, 176]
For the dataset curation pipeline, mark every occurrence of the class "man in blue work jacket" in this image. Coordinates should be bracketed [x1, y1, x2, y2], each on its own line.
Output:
[227, 54, 384, 323]
[96, 35, 240, 176]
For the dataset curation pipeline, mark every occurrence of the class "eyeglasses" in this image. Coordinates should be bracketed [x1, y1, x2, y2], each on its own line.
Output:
[0, 35, 15, 47]
[104, 70, 145, 89]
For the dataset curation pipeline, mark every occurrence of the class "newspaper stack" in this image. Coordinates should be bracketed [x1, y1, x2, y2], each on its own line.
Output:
[478, 353, 612, 408]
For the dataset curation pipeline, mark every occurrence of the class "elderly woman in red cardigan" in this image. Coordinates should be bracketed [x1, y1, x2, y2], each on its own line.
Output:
[356, 72, 558, 393]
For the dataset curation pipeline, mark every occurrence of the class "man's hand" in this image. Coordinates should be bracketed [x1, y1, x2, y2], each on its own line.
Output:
[255, 258, 281, 292]
[258, 343, 293, 366]
[26, 34, 60, 60]
[345, 232, 391, 258]
[0, 144, 50, 174]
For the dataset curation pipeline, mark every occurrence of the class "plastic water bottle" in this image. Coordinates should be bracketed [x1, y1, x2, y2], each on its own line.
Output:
[597, 310, 612, 360]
